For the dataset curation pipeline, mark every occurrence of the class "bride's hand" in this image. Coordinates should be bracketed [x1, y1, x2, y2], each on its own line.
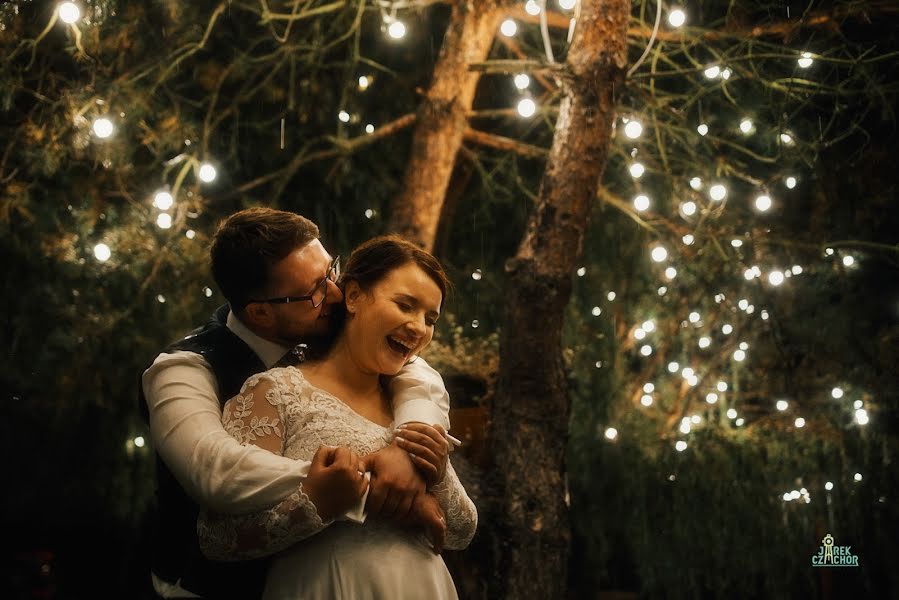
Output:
[409, 493, 446, 554]
[393, 423, 449, 486]
[304, 445, 368, 521]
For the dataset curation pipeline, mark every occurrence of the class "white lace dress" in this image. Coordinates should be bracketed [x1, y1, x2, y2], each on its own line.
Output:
[197, 367, 478, 600]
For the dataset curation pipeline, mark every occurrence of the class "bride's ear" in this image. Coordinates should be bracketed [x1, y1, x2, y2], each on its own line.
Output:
[344, 281, 362, 314]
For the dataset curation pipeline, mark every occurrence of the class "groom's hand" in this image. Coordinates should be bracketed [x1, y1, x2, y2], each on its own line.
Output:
[364, 443, 425, 521]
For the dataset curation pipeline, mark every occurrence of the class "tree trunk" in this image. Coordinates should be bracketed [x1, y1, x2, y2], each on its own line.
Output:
[388, 1, 505, 250]
[489, 1, 630, 598]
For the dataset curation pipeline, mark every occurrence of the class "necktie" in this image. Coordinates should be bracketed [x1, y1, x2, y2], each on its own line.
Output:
[275, 344, 307, 368]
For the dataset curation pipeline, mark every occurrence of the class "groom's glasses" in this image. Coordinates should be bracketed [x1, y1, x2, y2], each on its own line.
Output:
[249, 256, 340, 309]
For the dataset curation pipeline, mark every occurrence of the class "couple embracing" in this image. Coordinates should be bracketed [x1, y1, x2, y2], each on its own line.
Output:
[141, 208, 477, 599]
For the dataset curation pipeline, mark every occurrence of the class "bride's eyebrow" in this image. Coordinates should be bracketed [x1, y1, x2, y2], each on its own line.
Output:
[393, 293, 440, 318]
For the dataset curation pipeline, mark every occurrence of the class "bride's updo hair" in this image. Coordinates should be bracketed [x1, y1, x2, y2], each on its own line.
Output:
[340, 234, 450, 309]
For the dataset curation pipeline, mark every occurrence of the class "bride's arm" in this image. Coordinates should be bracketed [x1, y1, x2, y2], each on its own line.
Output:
[429, 460, 478, 550]
[197, 372, 367, 561]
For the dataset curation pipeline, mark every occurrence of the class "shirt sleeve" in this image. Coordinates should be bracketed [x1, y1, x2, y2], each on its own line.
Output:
[388, 357, 450, 430]
[143, 351, 309, 514]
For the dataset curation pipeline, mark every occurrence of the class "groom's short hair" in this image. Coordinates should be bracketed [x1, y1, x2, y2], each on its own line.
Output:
[210, 207, 319, 309]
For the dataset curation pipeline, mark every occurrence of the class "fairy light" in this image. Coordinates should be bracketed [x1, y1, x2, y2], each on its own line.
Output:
[688, 311, 700, 323]
[471, 269, 483, 281]
[641, 394, 653, 406]
[681, 201, 697, 216]
[798, 52, 814, 68]
[709, 184, 727, 201]
[735, 417, 745, 426]
[689, 177, 702, 190]
[58, 2, 81, 24]
[791, 265, 803, 275]
[634, 194, 650, 211]
[755, 195, 772, 212]
[739, 118, 753, 134]
[157, 294, 166, 303]
[517, 98, 537, 118]
[668, 8, 686, 28]
[854, 473, 863, 482]
[665, 267, 677, 280]
[727, 408, 737, 419]
[185, 229, 196, 239]
[204, 287, 213, 298]
[668, 361, 680, 373]
[607, 291, 616, 301]
[514, 74, 530, 90]
[642, 320, 656, 332]
[718, 381, 728, 392]
[761, 309, 770, 320]
[640, 345, 653, 356]
[629, 162, 645, 178]
[471, 319, 480, 328]
[691, 415, 702, 425]
[365, 124, 375, 134]
[558, 0, 577, 10]
[388, 21, 406, 39]
[744, 268, 757, 281]
[643, 383, 655, 393]
[525, 0, 541, 15]
[681, 367, 695, 378]
[768, 270, 785, 286]
[855, 409, 869, 425]
[93, 243, 111, 262]
[92, 117, 114, 138]
[592, 306, 602, 316]
[722, 324, 733, 335]
[785, 176, 797, 189]
[825, 481, 834, 491]
[682, 234, 694, 245]
[604, 427, 618, 440]
[704, 65, 721, 79]
[795, 417, 806, 428]
[780, 132, 794, 145]
[338, 110, 350, 123]
[731, 239, 743, 248]
[721, 68, 732, 79]
[358, 76, 371, 90]
[776, 400, 789, 411]
[153, 191, 174, 210]
[658, 286, 667, 296]
[733, 349, 746, 362]
[198, 163, 217, 182]
[697, 123, 709, 136]
[500, 19, 517, 37]
[699, 337, 711, 349]
[156, 213, 173, 229]
[634, 328, 646, 340]
[706, 392, 718, 404]
[679, 419, 691, 434]
[738, 299, 749, 310]
[825, 248, 835, 256]
[624, 120, 643, 139]
[843, 255, 855, 267]
[675, 440, 688, 452]
[651, 246, 668, 262]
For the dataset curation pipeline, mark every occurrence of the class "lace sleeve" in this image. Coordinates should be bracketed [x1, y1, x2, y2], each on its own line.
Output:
[431, 459, 478, 550]
[197, 372, 331, 561]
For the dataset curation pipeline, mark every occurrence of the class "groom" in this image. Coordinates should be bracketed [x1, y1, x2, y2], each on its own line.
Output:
[140, 207, 451, 599]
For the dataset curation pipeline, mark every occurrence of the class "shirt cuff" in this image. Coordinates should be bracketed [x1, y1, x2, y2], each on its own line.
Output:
[341, 472, 370, 524]
[393, 398, 449, 430]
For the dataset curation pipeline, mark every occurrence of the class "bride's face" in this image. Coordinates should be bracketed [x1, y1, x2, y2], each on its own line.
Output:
[345, 262, 442, 376]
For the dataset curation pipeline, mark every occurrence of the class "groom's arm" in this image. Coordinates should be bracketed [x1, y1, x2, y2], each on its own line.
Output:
[388, 357, 450, 430]
[143, 351, 310, 514]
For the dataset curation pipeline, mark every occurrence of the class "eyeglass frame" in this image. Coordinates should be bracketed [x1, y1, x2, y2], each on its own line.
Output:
[246, 255, 340, 309]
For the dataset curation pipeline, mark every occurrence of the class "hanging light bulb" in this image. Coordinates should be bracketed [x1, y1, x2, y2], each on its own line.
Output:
[525, 0, 541, 15]
[831, 387, 844, 399]
[358, 76, 371, 90]
[668, 361, 680, 373]
[651, 245, 667, 262]
[514, 74, 530, 90]
[682, 234, 694, 245]
[776, 399, 789, 411]
[709, 184, 727, 201]
[153, 191, 174, 210]
[703, 65, 721, 79]
[768, 270, 785, 286]
[697, 123, 709, 136]
[689, 177, 702, 190]
[338, 110, 350, 123]
[785, 176, 797, 189]
[500, 19, 517, 37]
[739, 118, 753, 134]
[558, 0, 577, 10]
[629, 162, 645, 178]
[604, 427, 618, 440]
[706, 392, 718, 403]
[156, 213, 173, 229]
[641, 395, 653, 406]
[675, 440, 688, 452]
[365, 124, 375, 134]
[795, 417, 806, 428]
[198, 163, 217, 183]
[797, 52, 814, 68]
[727, 408, 738, 419]
[634, 194, 651, 212]
[718, 381, 728, 392]
[664, 267, 677, 280]
[755, 195, 772, 212]
[699, 337, 711, 349]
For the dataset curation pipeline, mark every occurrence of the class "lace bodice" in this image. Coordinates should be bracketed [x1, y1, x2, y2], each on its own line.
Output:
[197, 367, 477, 561]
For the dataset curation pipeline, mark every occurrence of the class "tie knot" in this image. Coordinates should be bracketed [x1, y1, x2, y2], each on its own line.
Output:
[276, 344, 307, 368]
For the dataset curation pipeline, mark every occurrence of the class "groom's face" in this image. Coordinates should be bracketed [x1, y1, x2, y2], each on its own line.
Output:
[266, 239, 344, 344]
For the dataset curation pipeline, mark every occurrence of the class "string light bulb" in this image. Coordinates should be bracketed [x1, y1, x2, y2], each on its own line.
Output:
[785, 176, 797, 189]
[668, 8, 686, 28]
[634, 194, 651, 212]
[798, 52, 814, 68]
[832, 387, 844, 399]
[58, 2, 81, 24]
[525, 0, 541, 15]
[739, 118, 753, 134]
[675, 440, 688, 452]
[156, 213, 173, 229]
[517, 98, 537, 118]
[558, 0, 577, 10]
[697, 123, 709, 136]
[651, 245, 667, 262]
[755, 195, 772, 212]
[153, 191, 174, 210]
[514, 74, 530, 90]
[500, 19, 517, 37]
[604, 427, 618, 440]
[624, 120, 644, 139]
[768, 270, 785, 286]
[93, 243, 111, 262]
[92, 117, 114, 138]
[709, 184, 727, 201]
[704, 65, 721, 79]
[388, 21, 406, 39]
[358, 76, 371, 90]
[198, 163, 217, 183]
[776, 399, 789, 411]
[629, 162, 645, 178]
[795, 417, 806, 428]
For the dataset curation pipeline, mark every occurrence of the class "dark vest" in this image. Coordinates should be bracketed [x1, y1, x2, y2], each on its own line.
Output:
[139, 305, 270, 599]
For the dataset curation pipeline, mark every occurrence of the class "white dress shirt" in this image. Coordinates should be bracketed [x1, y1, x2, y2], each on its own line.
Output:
[142, 310, 451, 516]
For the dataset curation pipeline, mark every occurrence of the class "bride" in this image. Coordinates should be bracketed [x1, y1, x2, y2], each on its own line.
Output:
[197, 235, 477, 599]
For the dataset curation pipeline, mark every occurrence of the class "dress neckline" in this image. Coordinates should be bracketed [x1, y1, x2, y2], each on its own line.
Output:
[287, 366, 393, 430]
